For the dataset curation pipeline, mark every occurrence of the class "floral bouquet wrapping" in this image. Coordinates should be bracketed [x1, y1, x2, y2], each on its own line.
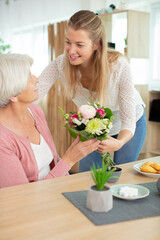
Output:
[59, 99, 115, 167]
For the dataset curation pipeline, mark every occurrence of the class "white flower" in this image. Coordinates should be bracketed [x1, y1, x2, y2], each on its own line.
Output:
[102, 119, 109, 125]
[72, 118, 82, 126]
[81, 118, 88, 125]
[108, 122, 113, 129]
[94, 103, 98, 109]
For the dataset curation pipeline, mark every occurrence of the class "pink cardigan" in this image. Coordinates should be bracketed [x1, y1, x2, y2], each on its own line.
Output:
[0, 104, 70, 188]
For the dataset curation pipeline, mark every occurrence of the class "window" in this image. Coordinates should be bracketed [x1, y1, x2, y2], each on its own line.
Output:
[9, 24, 48, 76]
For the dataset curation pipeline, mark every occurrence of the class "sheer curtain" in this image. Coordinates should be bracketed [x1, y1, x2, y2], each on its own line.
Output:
[10, 25, 48, 76]
[0, 0, 49, 76]
[149, 2, 160, 90]
[7, 24, 49, 115]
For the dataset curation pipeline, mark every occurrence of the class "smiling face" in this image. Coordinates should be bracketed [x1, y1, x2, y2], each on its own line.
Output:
[16, 73, 39, 104]
[65, 27, 98, 68]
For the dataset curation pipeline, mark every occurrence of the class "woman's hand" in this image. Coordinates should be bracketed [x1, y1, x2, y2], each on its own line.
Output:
[98, 136, 123, 154]
[62, 136, 100, 167]
[98, 130, 133, 154]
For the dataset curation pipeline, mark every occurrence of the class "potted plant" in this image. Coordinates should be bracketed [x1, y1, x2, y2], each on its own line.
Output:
[102, 152, 122, 183]
[86, 160, 115, 212]
[0, 38, 11, 54]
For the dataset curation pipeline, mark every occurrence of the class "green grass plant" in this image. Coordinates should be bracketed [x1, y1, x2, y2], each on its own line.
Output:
[90, 160, 115, 191]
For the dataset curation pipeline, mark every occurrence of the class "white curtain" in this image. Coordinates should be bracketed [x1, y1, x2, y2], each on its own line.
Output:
[149, 2, 160, 90]
[9, 25, 48, 76]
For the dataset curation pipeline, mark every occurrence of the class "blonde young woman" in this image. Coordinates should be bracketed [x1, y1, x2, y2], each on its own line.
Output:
[0, 54, 100, 188]
[38, 10, 146, 172]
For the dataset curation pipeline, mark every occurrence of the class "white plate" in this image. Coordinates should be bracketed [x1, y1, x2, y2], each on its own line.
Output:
[133, 160, 160, 178]
[111, 184, 150, 200]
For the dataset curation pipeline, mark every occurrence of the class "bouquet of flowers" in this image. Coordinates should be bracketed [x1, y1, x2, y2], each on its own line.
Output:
[59, 99, 115, 167]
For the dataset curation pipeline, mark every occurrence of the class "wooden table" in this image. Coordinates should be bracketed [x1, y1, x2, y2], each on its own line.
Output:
[0, 156, 160, 240]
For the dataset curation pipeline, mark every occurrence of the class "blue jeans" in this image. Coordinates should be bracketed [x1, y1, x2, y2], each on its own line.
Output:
[79, 109, 147, 172]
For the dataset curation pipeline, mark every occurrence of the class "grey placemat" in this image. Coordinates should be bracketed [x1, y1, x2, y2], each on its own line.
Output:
[62, 182, 160, 225]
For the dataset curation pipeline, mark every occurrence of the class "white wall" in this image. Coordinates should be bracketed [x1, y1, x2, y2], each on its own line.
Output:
[1, 0, 159, 37]
[0, 0, 106, 75]
[1, 0, 160, 87]
[0, 0, 106, 37]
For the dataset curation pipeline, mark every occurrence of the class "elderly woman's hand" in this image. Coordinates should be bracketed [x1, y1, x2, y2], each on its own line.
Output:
[62, 136, 100, 167]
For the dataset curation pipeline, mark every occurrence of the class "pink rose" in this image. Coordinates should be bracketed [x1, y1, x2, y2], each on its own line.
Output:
[79, 105, 96, 119]
[69, 114, 79, 124]
[96, 108, 105, 118]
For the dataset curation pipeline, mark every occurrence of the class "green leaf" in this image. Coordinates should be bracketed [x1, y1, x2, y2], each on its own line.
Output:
[79, 136, 88, 142]
[65, 126, 77, 139]
[96, 133, 108, 141]
[104, 108, 114, 120]
[90, 158, 116, 190]
[58, 106, 68, 119]
[65, 126, 92, 142]
[96, 111, 100, 118]
[101, 152, 115, 167]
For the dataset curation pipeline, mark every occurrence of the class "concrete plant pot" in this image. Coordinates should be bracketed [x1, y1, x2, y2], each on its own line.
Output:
[87, 185, 113, 212]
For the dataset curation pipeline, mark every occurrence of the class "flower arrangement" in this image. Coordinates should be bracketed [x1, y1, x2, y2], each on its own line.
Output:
[59, 99, 115, 167]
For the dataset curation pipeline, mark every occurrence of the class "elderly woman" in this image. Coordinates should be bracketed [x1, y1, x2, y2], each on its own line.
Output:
[0, 54, 99, 188]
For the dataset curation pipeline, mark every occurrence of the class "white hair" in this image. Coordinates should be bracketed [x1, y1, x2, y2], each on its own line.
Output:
[0, 54, 33, 107]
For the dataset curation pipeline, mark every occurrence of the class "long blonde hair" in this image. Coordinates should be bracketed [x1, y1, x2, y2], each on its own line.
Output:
[64, 10, 123, 104]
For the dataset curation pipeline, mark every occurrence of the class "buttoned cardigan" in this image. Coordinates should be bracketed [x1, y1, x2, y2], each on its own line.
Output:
[0, 104, 70, 188]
